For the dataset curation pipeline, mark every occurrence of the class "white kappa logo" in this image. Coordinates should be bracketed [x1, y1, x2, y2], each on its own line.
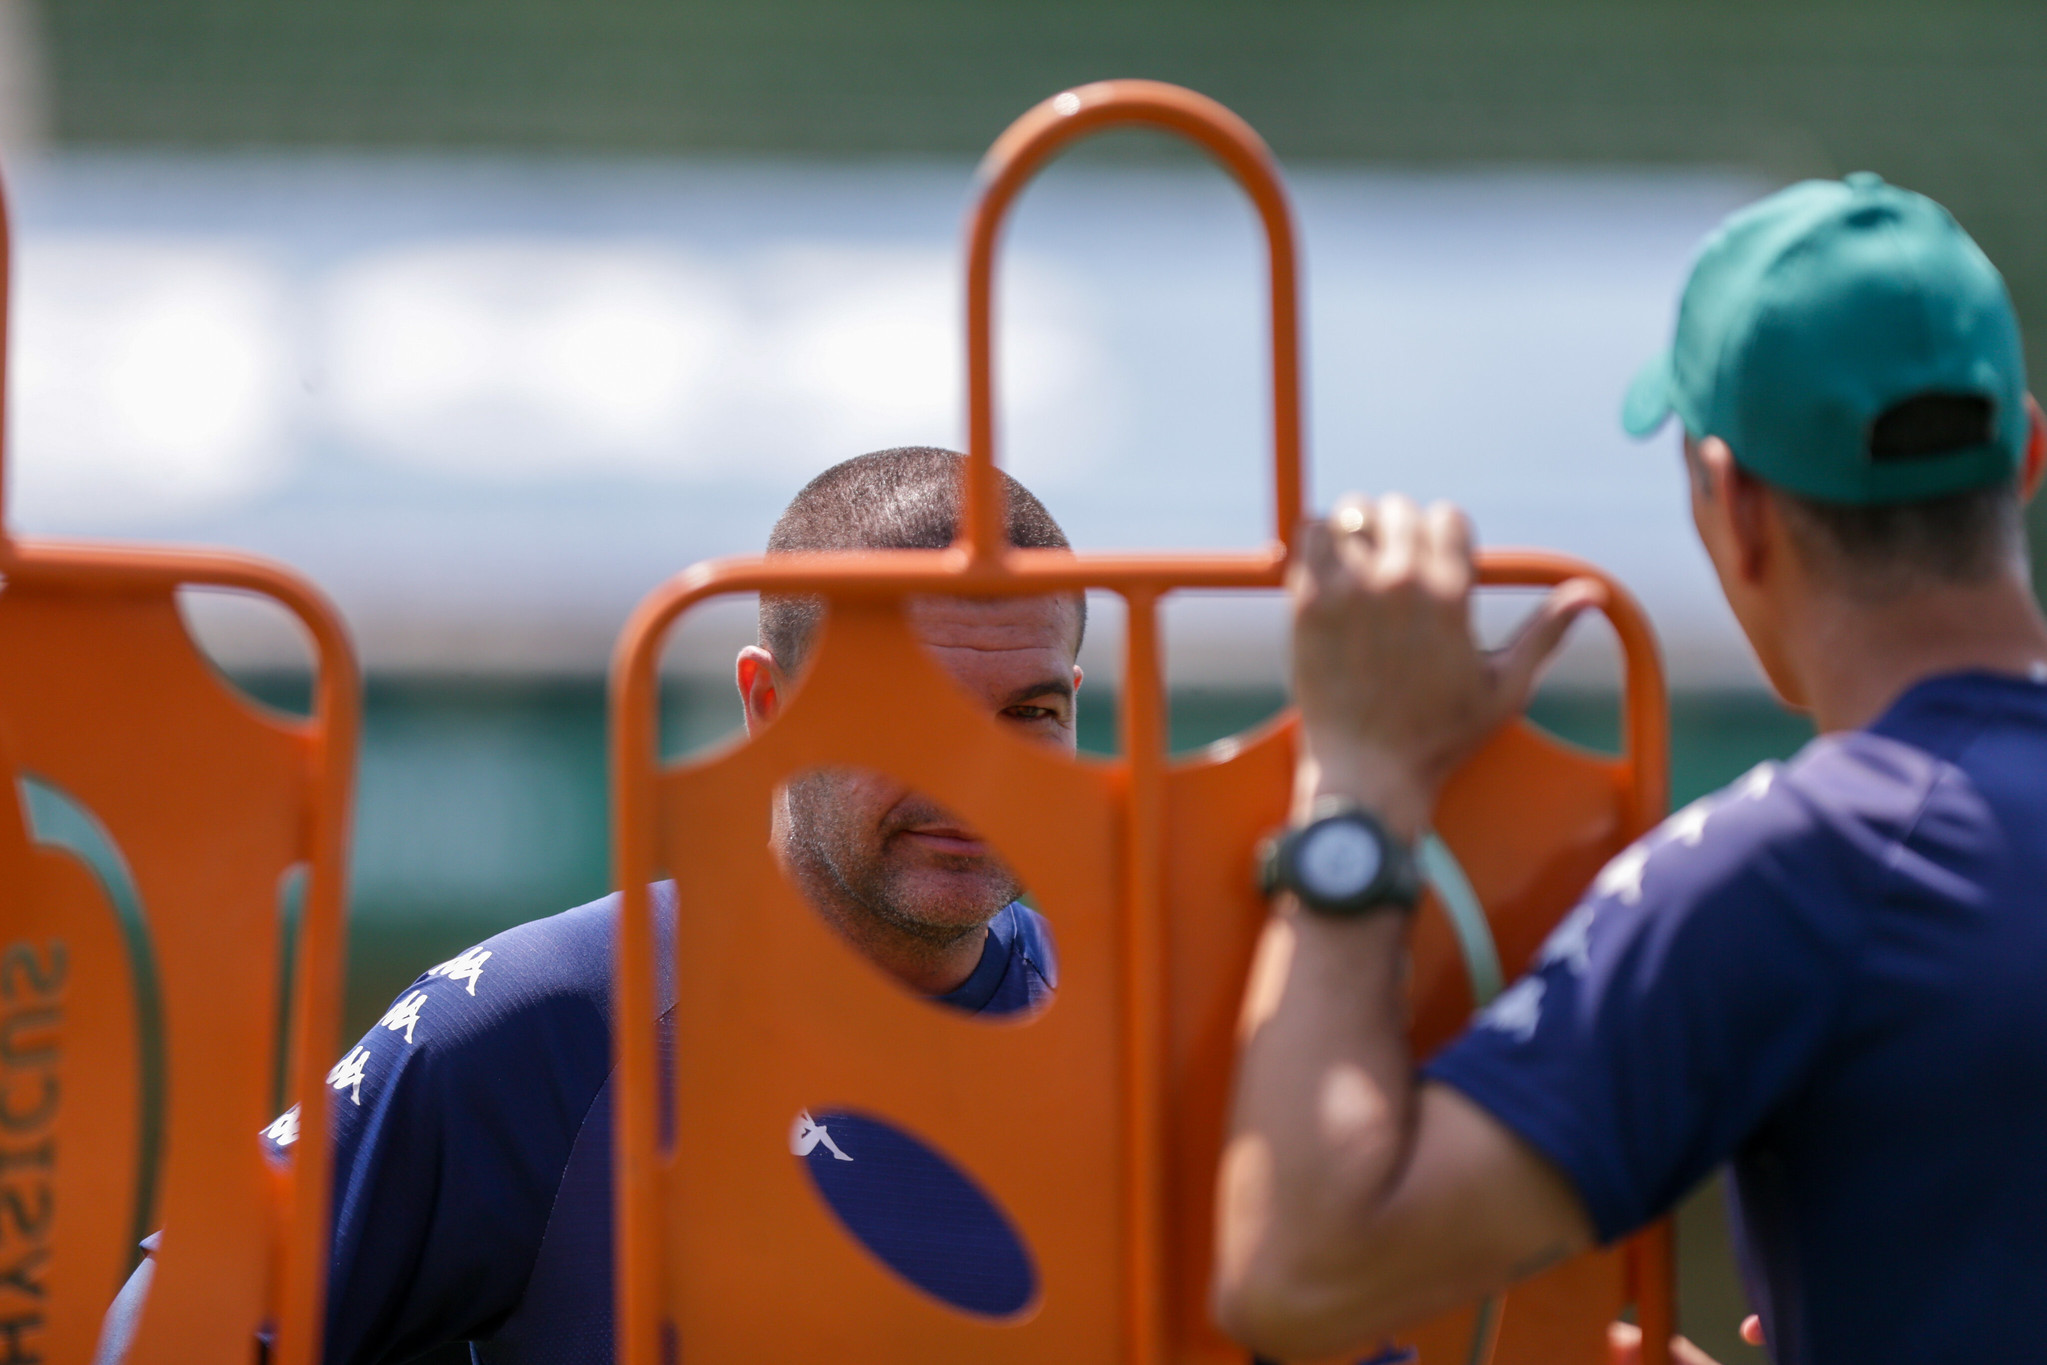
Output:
[790, 1110, 854, 1162]
[426, 947, 492, 996]
[1477, 976, 1547, 1043]
[328, 1046, 371, 1105]
[1593, 760, 1780, 909]
[264, 1104, 302, 1148]
[1537, 901, 1597, 977]
[1593, 843, 1651, 906]
[380, 990, 428, 1044]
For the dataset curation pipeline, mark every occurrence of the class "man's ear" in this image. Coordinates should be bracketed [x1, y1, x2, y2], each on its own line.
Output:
[1699, 437, 1773, 584]
[2021, 394, 2046, 503]
[736, 646, 782, 736]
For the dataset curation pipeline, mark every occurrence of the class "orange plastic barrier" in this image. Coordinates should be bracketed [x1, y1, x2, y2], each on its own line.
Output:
[609, 81, 1672, 1365]
[0, 173, 358, 1363]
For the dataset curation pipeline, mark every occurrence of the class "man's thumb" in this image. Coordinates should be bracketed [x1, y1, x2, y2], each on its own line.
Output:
[1493, 577, 1605, 713]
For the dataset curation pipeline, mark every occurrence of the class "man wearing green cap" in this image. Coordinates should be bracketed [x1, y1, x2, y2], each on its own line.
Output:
[1213, 173, 2047, 1365]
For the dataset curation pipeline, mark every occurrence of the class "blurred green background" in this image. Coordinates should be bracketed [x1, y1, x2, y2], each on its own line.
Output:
[34, 1, 2044, 1356]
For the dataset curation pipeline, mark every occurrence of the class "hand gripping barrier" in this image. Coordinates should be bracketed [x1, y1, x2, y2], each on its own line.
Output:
[610, 80, 1673, 1365]
[0, 171, 358, 1363]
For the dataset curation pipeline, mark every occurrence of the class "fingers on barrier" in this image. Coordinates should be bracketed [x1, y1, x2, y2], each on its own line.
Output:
[0, 177, 360, 1365]
[610, 81, 1675, 1365]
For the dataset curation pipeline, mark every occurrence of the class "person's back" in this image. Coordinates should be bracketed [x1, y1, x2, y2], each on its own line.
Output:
[1737, 673, 2047, 1359]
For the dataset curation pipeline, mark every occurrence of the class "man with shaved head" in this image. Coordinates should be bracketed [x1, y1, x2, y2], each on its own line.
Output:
[102, 448, 1085, 1365]
[748, 447, 1084, 1000]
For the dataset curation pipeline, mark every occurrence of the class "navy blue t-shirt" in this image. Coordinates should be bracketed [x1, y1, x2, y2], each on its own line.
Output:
[264, 889, 1055, 1365]
[1426, 671, 2047, 1364]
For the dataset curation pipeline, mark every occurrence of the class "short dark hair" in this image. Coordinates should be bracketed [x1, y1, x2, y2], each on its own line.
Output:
[759, 447, 1085, 669]
[1773, 482, 2024, 599]
[1686, 392, 2029, 599]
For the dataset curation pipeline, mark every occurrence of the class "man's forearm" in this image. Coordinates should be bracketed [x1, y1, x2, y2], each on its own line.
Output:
[1215, 898, 1419, 1358]
[1216, 888, 1596, 1360]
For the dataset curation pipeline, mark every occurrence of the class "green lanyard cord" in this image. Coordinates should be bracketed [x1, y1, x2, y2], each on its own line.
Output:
[1420, 832, 1504, 1009]
[1420, 831, 1506, 1365]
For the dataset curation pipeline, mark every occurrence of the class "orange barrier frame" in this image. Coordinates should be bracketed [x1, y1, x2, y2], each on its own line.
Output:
[0, 169, 358, 1365]
[610, 81, 1672, 1365]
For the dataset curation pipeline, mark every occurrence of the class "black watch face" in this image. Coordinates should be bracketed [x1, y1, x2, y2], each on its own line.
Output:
[1296, 818, 1383, 902]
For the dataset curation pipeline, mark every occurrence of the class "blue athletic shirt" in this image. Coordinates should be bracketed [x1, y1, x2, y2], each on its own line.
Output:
[267, 888, 1055, 1365]
[1425, 670, 2047, 1365]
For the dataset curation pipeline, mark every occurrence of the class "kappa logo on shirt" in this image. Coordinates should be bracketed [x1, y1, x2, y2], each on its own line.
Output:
[264, 1104, 302, 1148]
[328, 1046, 371, 1105]
[1595, 761, 1781, 908]
[1593, 843, 1651, 905]
[1477, 976, 1546, 1043]
[1537, 901, 1597, 977]
[426, 946, 491, 997]
[380, 990, 428, 1044]
[790, 1110, 854, 1161]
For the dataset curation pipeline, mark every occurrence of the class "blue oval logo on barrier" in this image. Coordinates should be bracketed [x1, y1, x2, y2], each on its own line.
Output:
[793, 1108, 1037, 1318]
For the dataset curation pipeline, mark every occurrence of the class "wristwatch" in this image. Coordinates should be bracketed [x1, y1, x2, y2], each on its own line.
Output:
[1258, 798, 1423, 917]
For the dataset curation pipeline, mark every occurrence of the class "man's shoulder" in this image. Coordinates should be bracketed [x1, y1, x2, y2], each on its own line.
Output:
[1551, 722, 1991, 963]
[1567, 746, 1913, 944]
[1767, 716, 2039, 872]
[359, 883, 682, 1076]
[278, 887, 683, 1149]
[391, 897, 612, 1050]
[399, 882, 677, 1029]
[1454, 756, 1886, 1127]
[1664, 727, 1955, 876]
[413, 893, 616, 1001]
[1782, 726, 1955, 829]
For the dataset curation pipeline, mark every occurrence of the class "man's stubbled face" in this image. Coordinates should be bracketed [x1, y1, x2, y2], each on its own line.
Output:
[784, 774, 1024, 948]
[776, 593, 1082, 951]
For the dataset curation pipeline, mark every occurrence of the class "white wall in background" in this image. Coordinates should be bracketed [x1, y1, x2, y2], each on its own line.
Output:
[1, 156, 1768, 684]
[15, 239, 292, 519]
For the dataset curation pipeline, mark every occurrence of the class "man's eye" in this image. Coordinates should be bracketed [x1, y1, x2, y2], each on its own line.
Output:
[1003, 705, 1059, 723]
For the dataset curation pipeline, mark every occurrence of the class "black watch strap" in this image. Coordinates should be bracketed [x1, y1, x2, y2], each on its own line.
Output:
[1258, 798, 1423, 917]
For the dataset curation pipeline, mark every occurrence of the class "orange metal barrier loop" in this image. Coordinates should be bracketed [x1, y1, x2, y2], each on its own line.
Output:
[0, 162, 358, 1365]
[610, 80, 1673, 1365]
[965, 80, 1303, 566]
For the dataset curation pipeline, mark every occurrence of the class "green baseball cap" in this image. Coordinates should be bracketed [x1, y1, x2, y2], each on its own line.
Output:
[1622, 172, 2028, 504]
